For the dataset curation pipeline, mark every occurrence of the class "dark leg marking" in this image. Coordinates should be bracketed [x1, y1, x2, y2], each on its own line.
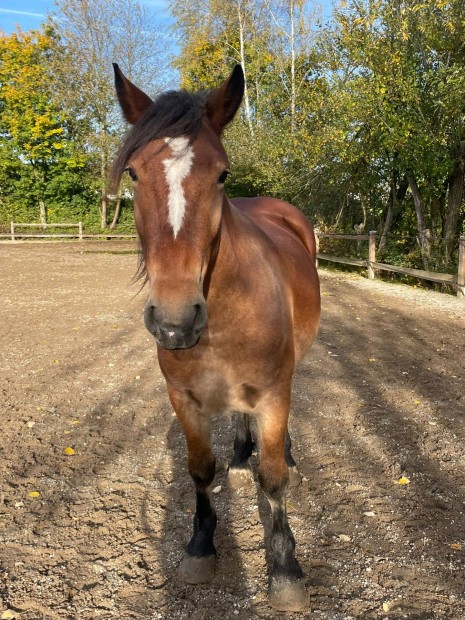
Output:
[187, 490, 217, 557]
[178, 426, 217, 583]
[285, 429, 302, 488]
[228, 413, 255, 489]
[179, 486, 218, 584]
[258, 414, 308, 612]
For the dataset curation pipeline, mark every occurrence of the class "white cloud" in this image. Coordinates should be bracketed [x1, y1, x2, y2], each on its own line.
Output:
[0, 8, 44, 18]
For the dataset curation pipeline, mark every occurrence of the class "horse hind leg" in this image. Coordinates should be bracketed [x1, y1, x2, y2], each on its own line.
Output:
[285, 429, 302, 488]
[228, 412, 255, 489]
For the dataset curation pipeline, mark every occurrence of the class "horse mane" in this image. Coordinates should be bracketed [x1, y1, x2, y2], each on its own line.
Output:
[111, 89, 207, 190]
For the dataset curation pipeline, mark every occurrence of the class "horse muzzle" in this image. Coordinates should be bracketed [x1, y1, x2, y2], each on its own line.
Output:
[144, 301, 207, 350]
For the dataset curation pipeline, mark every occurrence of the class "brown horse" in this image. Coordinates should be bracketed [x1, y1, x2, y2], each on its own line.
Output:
[112, 64, 320, 612]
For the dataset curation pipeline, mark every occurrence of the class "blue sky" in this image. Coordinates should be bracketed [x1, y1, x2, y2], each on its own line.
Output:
[0, 0, 173, 33]
[0, 0, 333, 34]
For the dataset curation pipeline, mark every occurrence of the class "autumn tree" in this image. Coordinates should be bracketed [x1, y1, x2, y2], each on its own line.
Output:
[52, 0, 171, 228]
[0, 27, 93, 225]
[318, 0, 465, 266]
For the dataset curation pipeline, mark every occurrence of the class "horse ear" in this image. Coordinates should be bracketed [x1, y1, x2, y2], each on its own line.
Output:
[206, 65, 244, 134]
[113, 63, 153, 124]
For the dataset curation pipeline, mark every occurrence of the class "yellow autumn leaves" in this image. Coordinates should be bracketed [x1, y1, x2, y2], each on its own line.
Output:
[26, 445, 76, 499]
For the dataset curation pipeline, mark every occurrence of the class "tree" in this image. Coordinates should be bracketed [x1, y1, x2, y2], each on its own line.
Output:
[264, 0, 320, 131]
[310, 0, 465, 267]
[52, 0, 172, 228]
[0, 27, 93, 225]
[169, 0, 322, 201]
[165, 0, 465, 272]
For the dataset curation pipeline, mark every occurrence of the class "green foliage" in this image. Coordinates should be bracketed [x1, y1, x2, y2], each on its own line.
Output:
[1, 0, 464, 269]
[169, 0, 464, 270]
[0, 28, 98, 225]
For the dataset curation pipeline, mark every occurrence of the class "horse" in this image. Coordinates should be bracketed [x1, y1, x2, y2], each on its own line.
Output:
[112, 63, 320, 612]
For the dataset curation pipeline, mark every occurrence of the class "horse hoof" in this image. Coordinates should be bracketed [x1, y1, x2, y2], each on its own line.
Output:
[269, 578, 308, 612]
[288, 466, 302, 488]
[228, 464, 254, 489]
[178, 553, 216, 584]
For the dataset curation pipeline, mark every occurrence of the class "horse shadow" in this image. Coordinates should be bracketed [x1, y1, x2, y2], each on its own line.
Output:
[138, 413, 270, 619]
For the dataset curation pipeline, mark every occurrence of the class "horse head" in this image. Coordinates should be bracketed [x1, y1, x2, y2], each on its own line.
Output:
[113, 65, 244, 349]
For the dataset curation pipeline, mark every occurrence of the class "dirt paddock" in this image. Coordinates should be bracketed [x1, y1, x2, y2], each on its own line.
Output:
[0, 241, 464, 620]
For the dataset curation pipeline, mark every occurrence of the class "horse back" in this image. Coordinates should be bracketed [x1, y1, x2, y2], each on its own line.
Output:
[231, 197, 317, 260]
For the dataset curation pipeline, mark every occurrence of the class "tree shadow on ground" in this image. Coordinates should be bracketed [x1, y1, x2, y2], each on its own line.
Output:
[288, 274, 465, 618]
[2, 245, 464, 619]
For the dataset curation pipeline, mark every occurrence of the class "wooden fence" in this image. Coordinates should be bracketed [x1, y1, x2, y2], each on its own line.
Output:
[315, 231, 465, 299]
[2, 222, 464, 298]
[1, 222, 137, 241]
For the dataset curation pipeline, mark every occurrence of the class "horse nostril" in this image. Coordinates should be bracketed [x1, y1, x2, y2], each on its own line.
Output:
[144, 304, 160, 334]
[192, 303, 207, 332]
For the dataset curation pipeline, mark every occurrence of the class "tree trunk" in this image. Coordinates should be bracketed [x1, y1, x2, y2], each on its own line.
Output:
[236, 1, 254, 137]
[443, 155, 464, 263]
[431, 189, 446, 243]
[378, 174, 408, 252]
[39, 200, 47, 230]
[109, 194, 122, 230]
[100, 143, 108, 229]
[289, 0, 296, 132]
[354, 194, 367, 251]
[100, 193, 108, 229]
[407, 174, 431, 268]
[334, 193, 347, 228]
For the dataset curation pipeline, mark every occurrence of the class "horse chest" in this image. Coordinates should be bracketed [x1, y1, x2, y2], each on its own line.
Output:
[159, 353, 276, 415]
[187, 373, 262, 415]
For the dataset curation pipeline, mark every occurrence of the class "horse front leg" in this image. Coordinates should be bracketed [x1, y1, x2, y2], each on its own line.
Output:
[257, 395, 308, 612]
[168, 386, 217, 584]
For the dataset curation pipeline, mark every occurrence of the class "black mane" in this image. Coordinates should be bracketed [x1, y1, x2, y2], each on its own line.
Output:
[112, 88, 207, 188]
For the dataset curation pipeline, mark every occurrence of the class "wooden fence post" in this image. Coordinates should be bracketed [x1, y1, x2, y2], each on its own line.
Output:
[315, 233, 319, 268]
[10, 222, 15, 241]
[368, 230, 376, 280]
[78, 222, 83, 241]
[458, 235, 465, 298]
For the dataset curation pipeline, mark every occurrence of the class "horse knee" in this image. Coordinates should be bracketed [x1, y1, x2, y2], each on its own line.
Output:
[258, 459, 289, 500]
[188, 452, 216, 489]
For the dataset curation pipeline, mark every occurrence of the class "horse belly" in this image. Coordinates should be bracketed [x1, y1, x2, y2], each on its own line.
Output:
[292, 270, 320, 363]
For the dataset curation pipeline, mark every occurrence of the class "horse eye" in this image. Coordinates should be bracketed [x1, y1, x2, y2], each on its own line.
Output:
[125, 167, 138, 182]
[217, 170, 229, 184]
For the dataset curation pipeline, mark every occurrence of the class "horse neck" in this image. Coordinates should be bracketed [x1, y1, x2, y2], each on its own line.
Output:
[204, 198, 256, 300]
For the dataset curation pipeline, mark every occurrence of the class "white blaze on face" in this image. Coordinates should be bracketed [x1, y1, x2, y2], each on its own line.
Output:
[163, 137, 194, 238]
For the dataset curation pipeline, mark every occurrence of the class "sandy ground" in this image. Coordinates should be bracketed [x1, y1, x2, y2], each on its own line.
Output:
[0, 241, 464, 620]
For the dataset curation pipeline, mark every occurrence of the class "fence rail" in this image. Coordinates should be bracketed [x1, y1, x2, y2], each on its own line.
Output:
[315, 231, 465, 299]
[2, 222, 137, 241]
[2, 222, 464, 298]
